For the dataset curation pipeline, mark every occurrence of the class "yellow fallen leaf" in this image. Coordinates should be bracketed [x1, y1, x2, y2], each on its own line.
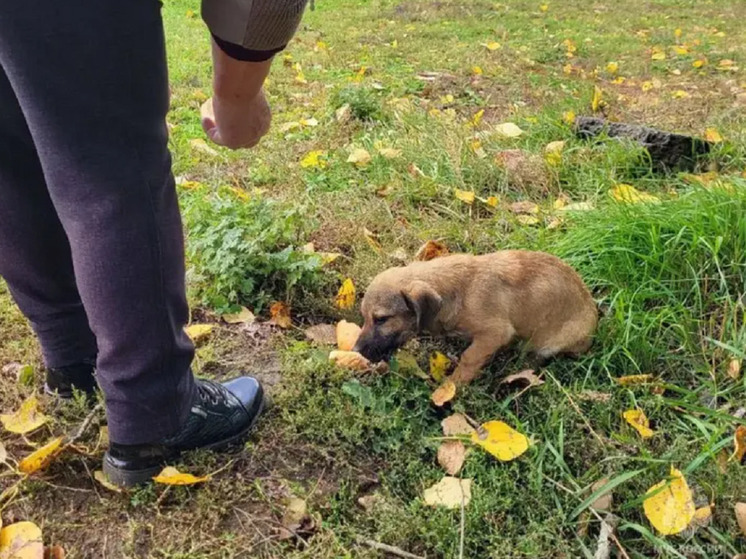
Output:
[494, 122, 524, 138]
[441, 414, 475, 436]
[153, 466, 210, 485]
[300, 150, 327, 169]
[540, 4, 549, 12]
[559, 201, 594, 212]
[1, 396, 49, 435]
[269, 301, 292, 329]
[329, 350, 372, 371]
[347, 148, 372, 166]
[178, 180, 204, 190]
[472, 421, 529, 462]
[642, 467, 695, 535]
[674, 28, 682, 39]
[189, 138, 218, 157]
[415, 240, 449, 261]
[516, 215, 540, 226]
[563, 111, 576, 125]
[94, 470, 123, 493]
[429, 352, 452, 382]
[623, 409, 655, 439]
[335, 278, 356, 310]
[705, 128, 723, 143]
[0, 521, 44, 559]
[731, 425, 746, 463]
[735, 502, 746, 536]
[616, 374, 653, 386]
[728, 359, 742, 380]
[377, 147, 402, 159]
[472, 66, 483, 75]
[484, 41, 501, 51]
[485, 196, 499, 208]
[336, 320, 362, 351]
[609, 184, 660, 204]
[437, 441, 466, 475]
[651, 51, 667, 61]
[185, 9, 196, 18]
[363, 228, 383, 254]
[423, 477, 472, 509]
[693, 59, 706, 68]
[606, 62, 619, 74]
[544, 140, 566, 154]
[470, 109, 485, 127]
[591, 85, 604, 112]
[184, 324, 214, 342]
[672, 90, 690, 99]
[299, 117, 319, 127]
[19, 437, 65, 474]
[431, 381, 457, 407]
[673, 46, 689, 56]
[222, 306, 255, 325]
[454, 189, 475, 205]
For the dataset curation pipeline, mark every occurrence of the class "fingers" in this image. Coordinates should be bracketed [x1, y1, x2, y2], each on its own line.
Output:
[199, 95, 269, 150]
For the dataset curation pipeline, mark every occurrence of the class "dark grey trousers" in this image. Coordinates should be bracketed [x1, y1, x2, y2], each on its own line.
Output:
[0, 1, 196, 444]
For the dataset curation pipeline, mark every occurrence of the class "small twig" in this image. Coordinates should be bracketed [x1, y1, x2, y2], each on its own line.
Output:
[356, 537, 425, 559]
[69, 403, 104, 445]
[545, 370, 606, 447]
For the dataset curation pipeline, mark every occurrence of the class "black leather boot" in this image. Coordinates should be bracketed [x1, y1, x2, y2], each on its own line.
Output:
[102, 377, 264, 487]
[44, 359, 98, 399]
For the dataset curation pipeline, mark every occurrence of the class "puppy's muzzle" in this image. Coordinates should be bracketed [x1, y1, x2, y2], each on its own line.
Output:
[353, 333, 399, 364]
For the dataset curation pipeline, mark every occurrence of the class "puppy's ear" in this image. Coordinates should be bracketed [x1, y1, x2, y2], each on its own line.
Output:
[401, 280, 442, 332]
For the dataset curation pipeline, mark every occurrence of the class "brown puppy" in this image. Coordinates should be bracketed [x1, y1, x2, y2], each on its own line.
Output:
[353, 250, 597, 384]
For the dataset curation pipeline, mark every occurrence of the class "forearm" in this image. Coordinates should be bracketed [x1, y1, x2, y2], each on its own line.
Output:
[211, 39, 271, 103]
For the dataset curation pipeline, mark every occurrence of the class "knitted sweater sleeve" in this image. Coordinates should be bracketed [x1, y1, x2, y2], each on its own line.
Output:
[202, 0, 309, 61]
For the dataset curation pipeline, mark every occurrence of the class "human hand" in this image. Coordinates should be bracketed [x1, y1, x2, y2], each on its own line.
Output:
[200, 88, 271, 150]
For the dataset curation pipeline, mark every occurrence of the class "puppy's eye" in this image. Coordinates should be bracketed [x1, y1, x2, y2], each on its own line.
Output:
[373, 316, 390, 326]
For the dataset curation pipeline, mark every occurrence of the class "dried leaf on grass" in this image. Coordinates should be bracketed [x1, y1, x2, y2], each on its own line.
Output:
[616, 374, 653, 386]
[578, 390, 612, 403]
[269, 302, 292, 329]
[423, 477, 471, 509]
[589, 478, 613, 512]
[728, 359, 742, 380]
[441, 414, 475, 436]
[429, 352, 451, 382]
[642, 467, 695, 535]
[494, 122, 524, 138]
[501, 369, 544, 388]
[431, 381, 457, 407]
[279, 497, 316, 540]
[1, 396, 49, 435]
[153, 466, 210, 486]
[347, 148, 372, 166]
[94, 470, 123, 493]
[335, 278, 356, 310]
[735, 502, 746, 536]
[19, 437, 65, 475]
[471, 421, 529, 462]
[304, 324, 337, 346]
[623, 409, 655, 439]
[414, 240, 449, 261]
[437, 441, 466, 475]
[222, 307, 255, 325]
[184, 324, 214, 343]
[454, 189, 475, 205]
[609, 184, 660, 204]
[0, 521, 44, 559]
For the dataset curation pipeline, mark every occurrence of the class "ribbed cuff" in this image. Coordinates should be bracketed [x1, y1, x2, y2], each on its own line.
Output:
[212, 33, 284, 62]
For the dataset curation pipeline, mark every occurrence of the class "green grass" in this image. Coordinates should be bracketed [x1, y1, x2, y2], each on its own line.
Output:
[1, 0, 745, 557]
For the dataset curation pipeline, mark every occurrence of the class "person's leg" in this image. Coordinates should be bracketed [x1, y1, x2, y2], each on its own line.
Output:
[0, 67, 98, 391]
[0, 1, 195, 444]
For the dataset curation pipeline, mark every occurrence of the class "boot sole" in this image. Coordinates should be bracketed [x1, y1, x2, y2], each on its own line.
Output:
[102, 398, 266, 489]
